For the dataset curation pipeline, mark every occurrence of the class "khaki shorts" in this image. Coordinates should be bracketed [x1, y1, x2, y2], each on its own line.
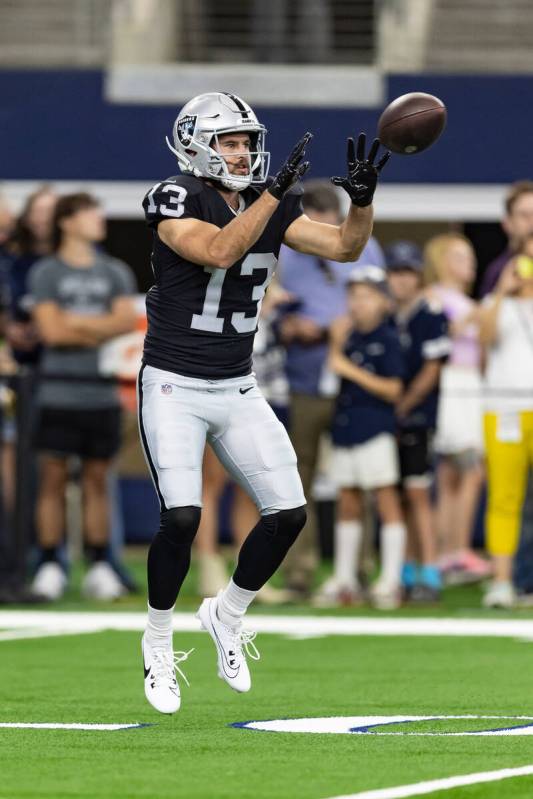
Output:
[332, 433, 400, 490]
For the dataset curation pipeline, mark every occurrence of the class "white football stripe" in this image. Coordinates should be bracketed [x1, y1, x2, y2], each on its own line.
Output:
[3, 611, 533, 643]
[325, 764, 533, 799]
[0, 722, 146, 731]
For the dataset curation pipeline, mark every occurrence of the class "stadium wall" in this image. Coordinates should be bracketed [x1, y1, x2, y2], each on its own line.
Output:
[2, 70, 533, 184]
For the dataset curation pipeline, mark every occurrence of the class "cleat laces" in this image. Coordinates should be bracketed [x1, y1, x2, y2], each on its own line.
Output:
[151, 647, 194, 688]
[231, 629, 261, 663]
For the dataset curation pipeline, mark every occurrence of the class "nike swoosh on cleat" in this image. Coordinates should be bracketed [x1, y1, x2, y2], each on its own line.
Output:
[143, 651, 151, 679]
[239, 386, 254, 395]
[208, 603, 240, 678]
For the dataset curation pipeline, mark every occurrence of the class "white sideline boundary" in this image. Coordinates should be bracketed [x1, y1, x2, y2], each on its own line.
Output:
[0, 722, 145, 731]
[325, 764, 533, 799]
[3, 611, 533, 643]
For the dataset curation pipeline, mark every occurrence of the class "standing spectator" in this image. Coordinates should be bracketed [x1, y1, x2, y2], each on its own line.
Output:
[6, 186, 57, 364]
[479, 235, 533, 608]
[0, 193, 15, 599]
[29, 193, 137, 601]
[387, 241, 450, 602]
[278, 180, 384, 598]
[479, 181, 533, 298]
[315, 266, 406, 609]
[424, 234, 489, 583]
[479, 182, 533, 603]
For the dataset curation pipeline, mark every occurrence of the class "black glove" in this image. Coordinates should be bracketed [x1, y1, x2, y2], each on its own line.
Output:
[268, 132, 312, 200]
[331, 134, 390, 207]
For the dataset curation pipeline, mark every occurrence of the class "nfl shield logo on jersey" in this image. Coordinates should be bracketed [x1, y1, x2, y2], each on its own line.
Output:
[176, 115, 197, 146]
[161, 384, 173, 395]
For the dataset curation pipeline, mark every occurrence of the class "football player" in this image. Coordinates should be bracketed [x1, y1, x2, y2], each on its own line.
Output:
[139, 91, 390, 713]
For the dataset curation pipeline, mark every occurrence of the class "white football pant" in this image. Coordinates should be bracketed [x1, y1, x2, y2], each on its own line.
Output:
[138, 364, 305, 515]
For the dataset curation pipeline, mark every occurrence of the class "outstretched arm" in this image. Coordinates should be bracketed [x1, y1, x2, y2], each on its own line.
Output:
[283, 134, 390, 262]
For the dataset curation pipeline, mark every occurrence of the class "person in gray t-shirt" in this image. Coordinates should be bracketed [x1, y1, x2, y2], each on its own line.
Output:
[29, 192, 137, 602]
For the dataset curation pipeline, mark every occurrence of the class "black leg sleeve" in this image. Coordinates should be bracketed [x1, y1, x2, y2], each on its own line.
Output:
[233, 506, 307, 591]
[147, 506, 201, 609]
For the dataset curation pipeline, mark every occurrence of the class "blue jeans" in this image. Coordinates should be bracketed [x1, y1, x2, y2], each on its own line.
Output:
[513, 472, 533, 592]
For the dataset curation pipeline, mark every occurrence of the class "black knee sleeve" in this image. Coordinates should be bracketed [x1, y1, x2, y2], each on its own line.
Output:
[147, 505, 201, 610]
[233, 505, 307, 591]
[159, 505, 201, 548]
[261, 506, 307, 544]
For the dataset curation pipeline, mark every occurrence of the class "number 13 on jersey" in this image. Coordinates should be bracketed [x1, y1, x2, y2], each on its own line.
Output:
[191, 253, 277, 334]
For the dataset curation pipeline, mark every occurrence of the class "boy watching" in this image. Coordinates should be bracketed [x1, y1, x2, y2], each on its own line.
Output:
[316, 265, 407, 609]
[386, 241, 450, 602]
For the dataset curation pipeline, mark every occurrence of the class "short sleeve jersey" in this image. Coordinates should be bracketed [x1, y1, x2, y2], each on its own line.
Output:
[29, 253, 136, 409]
[331, 322, 405, 447]
[142, 175, 304, 379]
[393, 298, 450, 429]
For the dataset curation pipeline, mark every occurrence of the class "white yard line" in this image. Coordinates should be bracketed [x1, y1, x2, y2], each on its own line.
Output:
[0, 722, 146, 731]
[325, 764, 533, 799]
[2, 611, 533, 642]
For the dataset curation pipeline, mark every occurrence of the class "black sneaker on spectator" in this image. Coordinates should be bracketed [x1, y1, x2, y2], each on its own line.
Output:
[410, 584, 441, 604]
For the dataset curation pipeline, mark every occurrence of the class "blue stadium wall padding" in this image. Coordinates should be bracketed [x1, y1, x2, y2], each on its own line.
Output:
[2, 70, 532, 183]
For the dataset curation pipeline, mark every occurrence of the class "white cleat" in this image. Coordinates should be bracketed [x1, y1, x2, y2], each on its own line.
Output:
[31, 562, 67, 601]
[196, 594, 260, 694]
[482, 581, 516, 609]
[141, 634, 193, 715]
[81, 561, 126, 601]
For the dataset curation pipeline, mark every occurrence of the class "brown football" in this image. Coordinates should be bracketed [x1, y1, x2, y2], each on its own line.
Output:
[377, 92, 447, 155]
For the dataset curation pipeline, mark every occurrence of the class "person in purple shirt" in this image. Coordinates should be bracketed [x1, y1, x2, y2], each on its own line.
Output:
[277, 180, 385, 596]
[479, 181, 533, 298]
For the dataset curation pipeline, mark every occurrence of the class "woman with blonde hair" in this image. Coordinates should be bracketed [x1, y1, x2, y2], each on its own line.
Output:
[425, 233, 489, 584]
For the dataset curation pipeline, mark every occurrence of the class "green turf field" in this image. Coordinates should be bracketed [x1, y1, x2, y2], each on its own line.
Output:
[3, 558, 533, 799]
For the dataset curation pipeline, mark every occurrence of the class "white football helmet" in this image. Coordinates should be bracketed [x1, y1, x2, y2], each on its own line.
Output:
[166, 92, 270, 192]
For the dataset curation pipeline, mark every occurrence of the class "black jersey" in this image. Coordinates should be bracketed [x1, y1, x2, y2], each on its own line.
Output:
[142, 175, 303, 379]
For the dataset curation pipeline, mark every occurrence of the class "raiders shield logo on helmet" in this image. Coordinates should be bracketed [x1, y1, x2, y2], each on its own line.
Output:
[176, 115, 197, 146]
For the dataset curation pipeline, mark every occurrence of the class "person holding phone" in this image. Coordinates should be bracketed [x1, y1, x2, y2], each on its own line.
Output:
[479, 233, 533, 608]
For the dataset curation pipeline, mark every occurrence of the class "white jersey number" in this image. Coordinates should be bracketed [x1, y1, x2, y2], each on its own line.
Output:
[191, 253, 277, 334]
[147, 183, 187, 218]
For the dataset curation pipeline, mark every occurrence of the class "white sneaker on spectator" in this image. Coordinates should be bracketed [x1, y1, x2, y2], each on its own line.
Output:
[256, 582, 294, 605]
[370, 580, 402, 610]
[31, 562, 67, 601]
[312, 576, 361, 608]
[482, 581, 516, 609]
[82, 561, 126, 601]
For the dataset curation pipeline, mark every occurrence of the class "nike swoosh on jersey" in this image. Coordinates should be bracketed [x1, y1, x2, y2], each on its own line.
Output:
[239, 386, 254, 395]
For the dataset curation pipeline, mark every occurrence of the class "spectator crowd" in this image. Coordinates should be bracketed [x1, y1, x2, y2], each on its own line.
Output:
[2, 178, 533, 610]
